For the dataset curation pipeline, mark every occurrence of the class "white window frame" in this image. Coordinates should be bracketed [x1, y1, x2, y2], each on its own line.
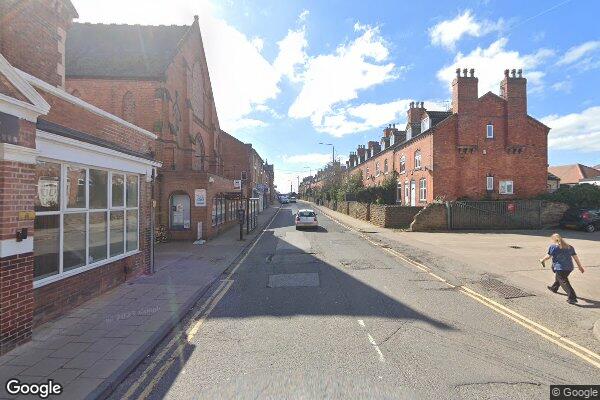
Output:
[375, 162, 380, 176]
[486, 124, 494, 139]
[396, 181, 402, 203]
[499, 180, 514, 195]
[34, 159, 140, 288]
[419, 178, 427, 201]
[384, 159, 388, 174]
[404, 180, 410, 205]
[414, 151, 422, 169]
[421, 115, 430, 132]
[406, 126, 412, 140]
[486, 176, 494, 191]
[399, 155, 406, 174]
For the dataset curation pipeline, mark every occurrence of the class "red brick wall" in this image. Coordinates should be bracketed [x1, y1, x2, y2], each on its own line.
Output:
[38, 90, 156, 156]
[0, 253, 34, 354]
[0, 0, 75, 87]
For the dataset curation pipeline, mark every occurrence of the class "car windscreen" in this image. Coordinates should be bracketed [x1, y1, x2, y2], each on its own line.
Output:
[298, 211, 315, 217]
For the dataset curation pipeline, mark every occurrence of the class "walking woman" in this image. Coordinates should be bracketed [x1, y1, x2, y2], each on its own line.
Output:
[540, 233, 585, 304]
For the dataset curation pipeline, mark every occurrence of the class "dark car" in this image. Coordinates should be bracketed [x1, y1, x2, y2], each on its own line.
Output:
[559, 208, 600, 233]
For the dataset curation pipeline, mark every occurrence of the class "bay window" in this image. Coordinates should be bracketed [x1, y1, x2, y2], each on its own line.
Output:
[34, 160, 140, 285]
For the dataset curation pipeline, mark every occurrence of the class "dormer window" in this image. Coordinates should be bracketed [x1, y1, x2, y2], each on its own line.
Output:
[486, 124, 494, 139]
[421, 115, 430, 132]
[406, 126, 412, 140]
[390, 135, 395, 146]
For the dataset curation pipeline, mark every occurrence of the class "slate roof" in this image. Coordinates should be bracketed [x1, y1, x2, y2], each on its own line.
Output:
[65, 23, 191, 79]
[548, 164, 600, 185]
[425, 110, 452, 127]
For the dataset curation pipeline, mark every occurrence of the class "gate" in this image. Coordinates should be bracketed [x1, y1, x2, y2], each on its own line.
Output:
[448, 200, 542, 230]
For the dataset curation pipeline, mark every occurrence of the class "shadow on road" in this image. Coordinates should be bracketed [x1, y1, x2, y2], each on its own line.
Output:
[125, 206, 454, 399]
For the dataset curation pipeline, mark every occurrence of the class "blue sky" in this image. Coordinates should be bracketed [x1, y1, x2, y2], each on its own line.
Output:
[73, 0, 600, 191]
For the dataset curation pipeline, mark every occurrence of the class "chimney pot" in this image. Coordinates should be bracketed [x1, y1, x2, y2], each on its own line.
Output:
[511, 69, 516, 77]
[504, 69, 509, 78]
[517, 68, 522, 78]
[469, 68, 474, 77]
[462, 68, 468, 77]
[456, 68, 461, 77]
[420, 101, 424, 108]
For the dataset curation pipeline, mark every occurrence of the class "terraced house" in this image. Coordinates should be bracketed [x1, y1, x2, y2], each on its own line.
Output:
[346, 68, 549, 205]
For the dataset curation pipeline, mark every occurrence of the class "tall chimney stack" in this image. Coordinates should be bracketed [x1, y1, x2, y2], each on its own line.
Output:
[451, 67, 478, 114]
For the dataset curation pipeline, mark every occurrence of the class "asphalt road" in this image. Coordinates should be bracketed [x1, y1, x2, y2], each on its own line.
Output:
[111, 202, 600, 399]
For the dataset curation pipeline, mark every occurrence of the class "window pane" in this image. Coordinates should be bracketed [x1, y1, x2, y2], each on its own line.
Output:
[66, 165, 86, 208]
[34, 215, 60, 279]
[89, 212, 107, 263]
[112, 174, 125, 207]
[35, 161, 60, 212]
[126, 210, 138, 251]
[63, 213, 87, 271]
[126, 175, 139, 208]
[90, 169, 108, 209]
[110, 211, 125, 257]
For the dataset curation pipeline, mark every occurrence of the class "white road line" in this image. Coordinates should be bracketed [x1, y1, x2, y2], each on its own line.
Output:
[367, 333, 386, 363]
[357, 319, 385, 363]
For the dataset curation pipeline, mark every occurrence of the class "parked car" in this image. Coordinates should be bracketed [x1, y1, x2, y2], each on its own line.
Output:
[559, 208, 600, 233]
[280, 196, 289, 204]
[295, 209, 318, 229]
[290, 196, 297, 203]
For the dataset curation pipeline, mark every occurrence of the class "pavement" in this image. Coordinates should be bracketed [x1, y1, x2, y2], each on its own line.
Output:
[0, 205, 279, 400]
[308, 201, 600, 346]
[104, 202, 600, 399]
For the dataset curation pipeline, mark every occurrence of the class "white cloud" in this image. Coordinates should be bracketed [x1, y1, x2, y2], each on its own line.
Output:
[429, 10, 503, 50]
[273, 14, 309, 82]
[316, 99, 448, 137]
[541, 106, 600, 151]
[437, 38, 554, 95]
[288, 23, 403, 136]
[557, 40, 600, 66]
[551, 80, 572, 93]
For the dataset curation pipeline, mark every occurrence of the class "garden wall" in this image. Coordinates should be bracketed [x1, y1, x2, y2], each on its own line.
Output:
[348, 201, 370, 221]
[370, 205, 423, 228]
[410, 203, 448, 231]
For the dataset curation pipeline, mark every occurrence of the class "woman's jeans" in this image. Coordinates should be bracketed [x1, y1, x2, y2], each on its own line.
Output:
[550, 270, 577, 301]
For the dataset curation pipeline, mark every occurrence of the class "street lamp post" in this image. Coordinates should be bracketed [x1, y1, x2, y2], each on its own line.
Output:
[318, 142, 335, 165]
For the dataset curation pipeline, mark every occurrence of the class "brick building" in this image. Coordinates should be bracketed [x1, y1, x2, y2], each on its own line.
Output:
[0, 0, 160, 354]
[63, 18, 273, 240]
[344, 68, 549, 205]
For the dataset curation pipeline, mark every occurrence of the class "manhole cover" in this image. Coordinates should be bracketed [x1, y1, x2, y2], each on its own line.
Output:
[478, 278, 533, 299]
[268, 273, 319, 288]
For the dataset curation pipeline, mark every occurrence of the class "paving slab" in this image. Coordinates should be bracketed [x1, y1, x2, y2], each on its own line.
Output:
[0, 205, 279, 400]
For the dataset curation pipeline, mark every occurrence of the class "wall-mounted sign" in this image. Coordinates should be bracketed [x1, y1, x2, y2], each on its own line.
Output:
[234, 180, 241, 190]
[194, 189, 207, 207]
[0, 111, 19, 144]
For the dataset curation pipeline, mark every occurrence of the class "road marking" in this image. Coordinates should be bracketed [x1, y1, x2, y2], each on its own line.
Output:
[357, 319, 385, 363]
[367, 333, 386, 363]
[122, 207, 281, 400]
[314, 203, 600, 370]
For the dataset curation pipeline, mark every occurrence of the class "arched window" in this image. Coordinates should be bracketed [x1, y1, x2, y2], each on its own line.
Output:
[384, 159, 388, 173]
[170, 192, 190, 230]
[399, 155, 406, 173]
[193, 134, 205, 171]
[414, 150, 422, 169]
[122, 91, 136, 124]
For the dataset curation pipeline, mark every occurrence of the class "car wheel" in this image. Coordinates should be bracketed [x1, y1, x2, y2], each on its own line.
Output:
[586, 224, 596, 233]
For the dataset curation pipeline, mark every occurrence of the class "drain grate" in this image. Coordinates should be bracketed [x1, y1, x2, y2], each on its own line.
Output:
[508, 245, 522, 249]
[359, 230, 379, 234]
[478, 277, 533, 299]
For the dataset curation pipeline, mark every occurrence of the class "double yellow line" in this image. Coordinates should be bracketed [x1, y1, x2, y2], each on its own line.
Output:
[123, 207, 281, 400]
[317, 204, 600, 370]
